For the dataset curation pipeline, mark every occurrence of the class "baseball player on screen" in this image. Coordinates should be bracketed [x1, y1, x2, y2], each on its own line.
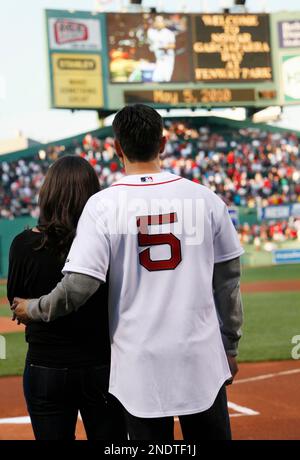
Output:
[147, 16, 176, 82]
[13, 105, 244, 441]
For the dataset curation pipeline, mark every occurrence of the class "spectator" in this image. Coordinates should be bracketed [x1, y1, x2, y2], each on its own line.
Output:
[1, 121, 300, 224]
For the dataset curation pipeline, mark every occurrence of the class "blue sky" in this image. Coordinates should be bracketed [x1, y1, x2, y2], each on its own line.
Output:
[0, 0, 299, 142]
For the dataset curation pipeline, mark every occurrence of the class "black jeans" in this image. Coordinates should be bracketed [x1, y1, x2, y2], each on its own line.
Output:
[23, 362, 127, 440]
[125, 384, 231, 441]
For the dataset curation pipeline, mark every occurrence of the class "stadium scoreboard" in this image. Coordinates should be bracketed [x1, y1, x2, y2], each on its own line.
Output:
[45, 10, 300, 112]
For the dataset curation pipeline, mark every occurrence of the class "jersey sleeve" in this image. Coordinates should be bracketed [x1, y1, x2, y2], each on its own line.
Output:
[213, 201, 244, 264]
[62, 197, 110, 282]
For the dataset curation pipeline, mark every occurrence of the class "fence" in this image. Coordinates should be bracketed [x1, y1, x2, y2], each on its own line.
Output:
[0, 217, 36, 278]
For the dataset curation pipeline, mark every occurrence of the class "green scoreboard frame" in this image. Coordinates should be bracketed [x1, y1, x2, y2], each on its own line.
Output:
[45, 9, 300, 113]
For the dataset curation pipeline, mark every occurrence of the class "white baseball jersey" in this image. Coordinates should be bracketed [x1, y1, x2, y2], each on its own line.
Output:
[63, 172, 244, 417]
[147, 28, 175, 82]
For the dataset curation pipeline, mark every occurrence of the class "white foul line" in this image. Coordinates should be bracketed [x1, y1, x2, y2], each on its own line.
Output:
[0, 416, 31, 424]
[234, 368, 300, 385]
[227, 401, 259, 416]
[0, 412, 82, 425]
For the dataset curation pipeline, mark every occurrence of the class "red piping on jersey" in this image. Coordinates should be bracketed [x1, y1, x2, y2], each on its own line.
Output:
[111, 177, 183, 187]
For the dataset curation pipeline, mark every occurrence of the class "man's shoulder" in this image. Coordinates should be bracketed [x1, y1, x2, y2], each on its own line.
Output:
[88, 184, 119, 202]
[180, 179, 227, 212]
[180, 178, 221, 198]
[85, 183, 124, 217]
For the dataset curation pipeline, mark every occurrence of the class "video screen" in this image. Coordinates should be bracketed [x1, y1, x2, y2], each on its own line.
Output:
[192, 14, 272, 82]
[107, 13, 192, 83]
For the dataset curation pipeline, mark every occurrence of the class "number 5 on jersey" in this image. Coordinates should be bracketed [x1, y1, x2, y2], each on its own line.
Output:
[136, 213, 182, 272]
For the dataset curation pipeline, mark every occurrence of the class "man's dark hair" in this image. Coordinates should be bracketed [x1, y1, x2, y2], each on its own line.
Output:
[112, 104, 163, 162]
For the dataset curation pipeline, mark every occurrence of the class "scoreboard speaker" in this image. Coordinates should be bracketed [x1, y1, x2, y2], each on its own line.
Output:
[234, 0, 246, 4]
[130, 0, 142, 4]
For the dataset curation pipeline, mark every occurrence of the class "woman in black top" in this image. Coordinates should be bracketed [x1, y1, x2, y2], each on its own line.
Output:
[7, 155, 126, 440]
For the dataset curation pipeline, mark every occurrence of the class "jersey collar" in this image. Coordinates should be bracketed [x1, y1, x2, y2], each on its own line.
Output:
[111, 172, 182, 187]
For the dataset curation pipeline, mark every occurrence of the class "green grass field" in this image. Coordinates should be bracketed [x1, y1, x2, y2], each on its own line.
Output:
[0, 285, 28, 376]
[0, 264, 299, 376]
[0, 333, 27, 376]
[0, 284, 7, 298]
[241, 263, 300, 283]
[238, 291, 300, 362]
[0, 284, 10, 317]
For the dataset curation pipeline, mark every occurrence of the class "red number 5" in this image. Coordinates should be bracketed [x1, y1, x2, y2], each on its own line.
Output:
[136, 213, 182, 271]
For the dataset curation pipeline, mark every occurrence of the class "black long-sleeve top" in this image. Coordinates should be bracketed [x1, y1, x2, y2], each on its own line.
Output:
[7, 229, 110, 368]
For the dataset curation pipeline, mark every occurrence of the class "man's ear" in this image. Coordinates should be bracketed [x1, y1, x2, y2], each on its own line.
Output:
[159, 136, 167, 154]
[114, 139, 124, 164]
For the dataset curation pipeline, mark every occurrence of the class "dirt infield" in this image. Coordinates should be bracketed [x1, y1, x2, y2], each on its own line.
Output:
[0, 360, 299, 440]
[241, 279, 300, 293]
[226, 360, 300, 440]
[0, 318, 25, 333]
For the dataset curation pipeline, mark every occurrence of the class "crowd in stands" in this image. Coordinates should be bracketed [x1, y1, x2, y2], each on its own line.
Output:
[1, 120, 300, 246]
[161, 121, 300, 209]
[238, 218, 300, 248]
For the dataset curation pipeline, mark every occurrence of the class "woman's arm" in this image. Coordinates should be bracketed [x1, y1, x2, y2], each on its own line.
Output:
[7, 236, 25, 305]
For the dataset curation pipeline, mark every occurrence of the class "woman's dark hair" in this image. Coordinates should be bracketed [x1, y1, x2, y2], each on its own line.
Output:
[37, 155, 100, 260]
[112, 104, 163, 162]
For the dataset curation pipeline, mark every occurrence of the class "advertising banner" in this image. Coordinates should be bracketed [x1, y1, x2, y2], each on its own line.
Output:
[282, 55, 300, 102]
[273, 249, 300, 265]
[278, 20, 300, 48]
[48, 17, 102, 51]
[259, 203, 300, 221]
[51, 53, 103, 108]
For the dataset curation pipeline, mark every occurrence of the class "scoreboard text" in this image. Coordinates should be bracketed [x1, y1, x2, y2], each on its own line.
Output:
[192, 14, 272, 82]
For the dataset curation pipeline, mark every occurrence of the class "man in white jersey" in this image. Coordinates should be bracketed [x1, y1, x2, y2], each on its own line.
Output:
[13, 105, 244, 440]
[147, 16, 176, 82]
